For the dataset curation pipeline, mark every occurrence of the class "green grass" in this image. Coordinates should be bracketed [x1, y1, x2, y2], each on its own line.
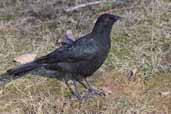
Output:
[0, 0, 171, 113]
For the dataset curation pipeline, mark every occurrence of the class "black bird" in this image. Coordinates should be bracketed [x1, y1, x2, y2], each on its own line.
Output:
[5, 14, 121, 99]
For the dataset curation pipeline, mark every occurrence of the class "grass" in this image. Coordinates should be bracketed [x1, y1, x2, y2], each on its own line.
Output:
[0, 0, 171, 113]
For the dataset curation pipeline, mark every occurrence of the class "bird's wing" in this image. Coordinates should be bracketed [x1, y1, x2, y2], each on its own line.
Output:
[36, 38, 97, 64]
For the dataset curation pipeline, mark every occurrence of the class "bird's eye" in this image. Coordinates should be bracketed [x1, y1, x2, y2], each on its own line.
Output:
[110, 16, 115, 20]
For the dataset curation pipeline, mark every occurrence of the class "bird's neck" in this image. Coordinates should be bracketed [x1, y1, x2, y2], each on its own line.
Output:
[91, 23, 113, 40]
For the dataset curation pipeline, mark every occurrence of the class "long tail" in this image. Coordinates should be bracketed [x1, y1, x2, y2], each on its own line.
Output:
[0, 62, 42, 86]
[7, 62, 42, 76]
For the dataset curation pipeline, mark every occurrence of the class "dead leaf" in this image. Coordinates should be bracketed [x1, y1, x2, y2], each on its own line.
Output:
[128, 68, 138, 81]
[14, 53, 37, 64]
[58, 30, 75, 45]
[159, 91, 170, 96]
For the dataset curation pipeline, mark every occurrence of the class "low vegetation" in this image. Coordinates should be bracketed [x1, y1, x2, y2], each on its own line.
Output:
[0, 0, 170, 113]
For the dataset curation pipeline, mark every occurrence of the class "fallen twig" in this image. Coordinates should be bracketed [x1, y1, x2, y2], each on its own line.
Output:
[64, 0, 116, 12]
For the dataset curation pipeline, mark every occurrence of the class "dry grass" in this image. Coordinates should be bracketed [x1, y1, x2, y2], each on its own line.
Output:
[0, 0, 171, 114]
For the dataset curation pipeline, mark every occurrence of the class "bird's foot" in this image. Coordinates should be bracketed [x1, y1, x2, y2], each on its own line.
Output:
[70, 92, 87, 101]
[86, 88, 105, 96]
[73, 92, 82, 100]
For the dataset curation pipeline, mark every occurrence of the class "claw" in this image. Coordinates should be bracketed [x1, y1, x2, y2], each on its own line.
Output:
[86, 88, 105, 96]
[73, 91, 82, 100]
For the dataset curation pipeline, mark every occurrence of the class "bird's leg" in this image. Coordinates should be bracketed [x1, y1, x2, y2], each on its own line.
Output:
[65, 80, 74, 95]
[72, 80, 83, 100]
[65, 80, 82, 100]
[84, 78, 105, 96]
[77, 79, 87, 89]
[76, 79, 93, 99]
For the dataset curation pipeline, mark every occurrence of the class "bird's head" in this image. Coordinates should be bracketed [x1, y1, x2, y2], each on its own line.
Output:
[96, 13, 122, 26]
[92, 13, 122, 33]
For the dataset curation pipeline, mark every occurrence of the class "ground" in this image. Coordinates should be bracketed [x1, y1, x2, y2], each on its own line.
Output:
[0, 0, 171, 114]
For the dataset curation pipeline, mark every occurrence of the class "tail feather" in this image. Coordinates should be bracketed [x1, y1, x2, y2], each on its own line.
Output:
[7, 62, 41, 76]
[0, 62, 41, 86]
